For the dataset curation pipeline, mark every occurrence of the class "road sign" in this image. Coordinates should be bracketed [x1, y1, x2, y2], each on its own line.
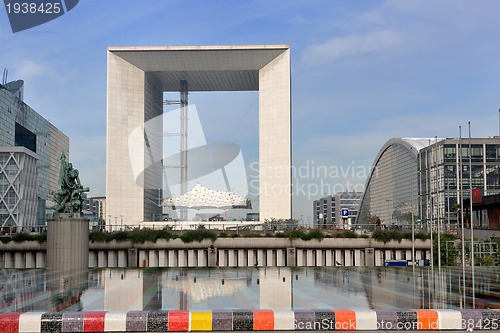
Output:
[341, 209, 348, 218]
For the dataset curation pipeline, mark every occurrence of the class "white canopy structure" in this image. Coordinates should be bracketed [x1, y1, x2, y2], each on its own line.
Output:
[162, 184, 248, 209]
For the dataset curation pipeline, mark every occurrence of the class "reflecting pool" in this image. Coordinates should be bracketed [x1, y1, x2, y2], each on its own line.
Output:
[1, 266, 499, 313]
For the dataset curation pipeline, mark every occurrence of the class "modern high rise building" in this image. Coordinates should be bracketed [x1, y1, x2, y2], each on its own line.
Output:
[313, 191, 363, 229]
[357, 137, 500, 229]
[0, 80, 69, 227]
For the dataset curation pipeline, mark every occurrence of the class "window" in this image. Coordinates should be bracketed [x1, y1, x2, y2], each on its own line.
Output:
[486, 144, 500, 162]
[444, 145, 456, 162]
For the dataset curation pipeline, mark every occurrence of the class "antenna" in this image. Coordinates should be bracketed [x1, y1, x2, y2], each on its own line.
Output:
[2, 68, 8, 85]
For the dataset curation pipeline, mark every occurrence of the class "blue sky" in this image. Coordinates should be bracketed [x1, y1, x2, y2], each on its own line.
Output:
[2, 0, 500, 223]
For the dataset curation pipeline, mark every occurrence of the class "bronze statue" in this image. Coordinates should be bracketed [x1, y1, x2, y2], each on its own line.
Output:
[53, 153, 89, 213]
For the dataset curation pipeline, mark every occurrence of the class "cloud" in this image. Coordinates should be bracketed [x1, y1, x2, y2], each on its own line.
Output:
[16, 60, 48, 79]
[302, 30, 402, 66]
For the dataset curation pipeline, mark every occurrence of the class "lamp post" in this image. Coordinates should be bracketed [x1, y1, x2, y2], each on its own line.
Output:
[459, 125, 466, 308]
[428, 139, 434, 268]
[468, 121, 475, 308]
[435, 136, 441, 269]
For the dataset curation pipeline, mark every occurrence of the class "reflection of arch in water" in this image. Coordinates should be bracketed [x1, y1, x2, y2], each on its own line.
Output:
[162, 273, 247, 304]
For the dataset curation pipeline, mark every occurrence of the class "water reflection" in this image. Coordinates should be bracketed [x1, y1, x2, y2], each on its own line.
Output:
[1, 266, 499, 313]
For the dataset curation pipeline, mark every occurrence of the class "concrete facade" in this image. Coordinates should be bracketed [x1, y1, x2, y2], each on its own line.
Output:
[0, 238, 430, 269]
[106, 45, 291, 224]
[0, 147, 38, 228]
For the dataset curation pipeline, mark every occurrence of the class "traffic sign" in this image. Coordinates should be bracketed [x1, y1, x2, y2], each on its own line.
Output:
[341, 209, 348, 218]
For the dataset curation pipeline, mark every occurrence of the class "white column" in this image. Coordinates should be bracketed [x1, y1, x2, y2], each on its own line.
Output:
[24, 252, 34, 268]
[316, 250, 323, 267]
[138, 250, 148, 268]
[36, 252, 45, 268]
[373, 249, 383, 266]
[257, 250, 265, 267]
[158, 250, 166, 267]
[238, 250, 245, 267]
[98, 251, 107, 268]
[354, 250, 361, 267]
[267, 250, 274, 267]
[276, 250, 284, 267]
[149, 251, 159, 267]
[14, 252, 25, 269]
[187, 250, 195, 267]
[227, 250, 235, 267]
[296, 250, 304, 266]
[108, 251, 118, 268]
[178, 250, 187, 267]
[326, 250, 333, 266]
[168, 250, 178, 267]
[344, 250, 352, 267]
[88, 251, 97, 268]
[395, 250, 401, 260]
[304, 250, 313, 266]
[118, 251, 127, 267]
[248, 250, 256, 266]
[4, 253, 13, 268]
[198, 250, 207, 267]
[385, 250, 392, 261]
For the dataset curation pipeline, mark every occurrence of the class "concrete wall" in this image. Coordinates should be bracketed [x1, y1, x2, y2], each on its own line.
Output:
[0, 238, 430, 269]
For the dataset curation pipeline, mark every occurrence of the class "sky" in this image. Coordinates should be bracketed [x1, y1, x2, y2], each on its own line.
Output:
[2, 0, 500, 224]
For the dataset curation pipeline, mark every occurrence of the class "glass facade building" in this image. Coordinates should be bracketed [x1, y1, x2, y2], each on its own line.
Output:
[357, 137, 500, 229]
[419, 138, 500, 230]
[0, 81, 69, 227]
[357, 138, 420, 228]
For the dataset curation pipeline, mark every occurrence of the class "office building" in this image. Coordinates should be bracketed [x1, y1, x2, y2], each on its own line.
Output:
[0, 80, 69, 227]
[313, 191, 363, 228]
[85, 196, 106, 223]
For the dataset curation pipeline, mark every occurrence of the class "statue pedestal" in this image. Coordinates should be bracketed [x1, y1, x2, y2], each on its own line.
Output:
[47, 214, 89, 291]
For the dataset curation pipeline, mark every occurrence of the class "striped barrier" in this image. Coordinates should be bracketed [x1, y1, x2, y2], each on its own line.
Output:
[0, 309, 499, 332]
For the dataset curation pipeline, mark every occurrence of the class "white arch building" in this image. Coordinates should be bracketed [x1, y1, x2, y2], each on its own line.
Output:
[106, 45, 291, 225]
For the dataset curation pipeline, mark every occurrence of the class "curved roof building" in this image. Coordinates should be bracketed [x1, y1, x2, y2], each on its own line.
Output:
[357, 138, 431, 227]
[357, 136, 500, 230]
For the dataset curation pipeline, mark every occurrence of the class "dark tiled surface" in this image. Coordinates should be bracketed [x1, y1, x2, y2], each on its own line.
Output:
[147, 311, 168, 332]
[41, 313, 62, 333]
[233, 310, 253, 331]
[126, 311, 147, 332]
[480, 310, 500, 330]
[314, 310, 334, 331]
[461, 309, 483, 330]
[396, 310, 418, 330]
[62, 312, 84, 332]
[213, 310, 233, 331]
[294, 310, 315, 331]
[376, 310, 398, 328]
